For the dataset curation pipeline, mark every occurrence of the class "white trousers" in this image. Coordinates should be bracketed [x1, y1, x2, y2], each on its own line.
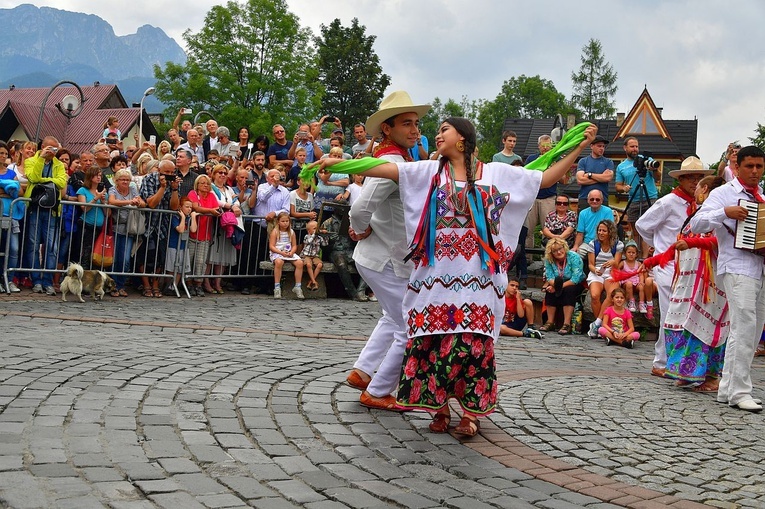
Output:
[354, 262, 409, 398]
[718, 273, 765, 405]
[653, 264, 673, 369]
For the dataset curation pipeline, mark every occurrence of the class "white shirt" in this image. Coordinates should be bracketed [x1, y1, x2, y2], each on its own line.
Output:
[346, 183, 363, 206]
[635, 193, 688, 255]
[690, 179, 765, 280]
[253, 183, 290, 227]
[350, 153, 411, 278]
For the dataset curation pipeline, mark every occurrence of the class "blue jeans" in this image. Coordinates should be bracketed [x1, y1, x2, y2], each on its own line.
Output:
[24, 208, 58, 287]
[1, 225, 19, 271]
[112, 233, 134, 290]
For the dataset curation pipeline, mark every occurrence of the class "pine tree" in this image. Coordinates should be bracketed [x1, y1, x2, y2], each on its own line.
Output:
[571, 39, 618, 120]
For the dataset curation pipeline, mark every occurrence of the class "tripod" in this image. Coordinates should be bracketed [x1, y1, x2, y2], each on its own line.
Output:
[618, 174, 653, 242]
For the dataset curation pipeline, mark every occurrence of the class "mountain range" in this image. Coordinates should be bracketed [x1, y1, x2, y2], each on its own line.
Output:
[0, 4, 186, 111]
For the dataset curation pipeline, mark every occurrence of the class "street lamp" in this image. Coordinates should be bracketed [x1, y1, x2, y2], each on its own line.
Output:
[34, 80, 86, 144]
[138, 87, 155, 146]
[193, 110, 215, 131]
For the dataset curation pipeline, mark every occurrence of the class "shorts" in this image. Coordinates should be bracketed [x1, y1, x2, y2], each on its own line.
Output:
[165, 247, 191, 273]
[502, 316, 528, 332]
[586, 269, 613, 286]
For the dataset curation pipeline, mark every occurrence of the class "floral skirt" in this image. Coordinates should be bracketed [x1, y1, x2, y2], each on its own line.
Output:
[665, 328, 726, 383]
[396, 332, 497, 416]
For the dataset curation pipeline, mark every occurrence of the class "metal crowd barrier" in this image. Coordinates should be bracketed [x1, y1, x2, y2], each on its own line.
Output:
[2, 197, 273, 298]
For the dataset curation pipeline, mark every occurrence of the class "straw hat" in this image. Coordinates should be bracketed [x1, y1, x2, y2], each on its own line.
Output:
[365, 91, 431, 136]
[668, 156, 715, 179]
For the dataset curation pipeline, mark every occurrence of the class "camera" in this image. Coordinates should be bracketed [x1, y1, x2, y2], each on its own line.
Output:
[324, 115, 336, 123]
[297, 131, 308, 139]
[97, 182, 105, 192]
[105, 138, 117, 145]
[164, 173, 176, 184]
[633, 153, 659, 178]
[245, 179, 255, 187]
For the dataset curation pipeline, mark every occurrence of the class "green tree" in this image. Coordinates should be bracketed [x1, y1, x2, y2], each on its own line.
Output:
[571, 38, 618, 120]
[315, 18, 390, 130]
[476, 75, 569, 161]
[153, 0, 321, 136]
[750, 122, 765, 151]
[420, 95, 479, 143]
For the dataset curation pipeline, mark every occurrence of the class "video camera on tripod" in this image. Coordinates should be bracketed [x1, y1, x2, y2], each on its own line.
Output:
[633, 152, 660, 179]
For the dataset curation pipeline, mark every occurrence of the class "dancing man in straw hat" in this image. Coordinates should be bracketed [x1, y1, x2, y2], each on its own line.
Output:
[344, 91, 431, 410]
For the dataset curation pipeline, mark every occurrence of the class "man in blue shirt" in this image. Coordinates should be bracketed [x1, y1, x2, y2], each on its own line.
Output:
[615, 137, 659, 257]
[573, 189, 613, 255]
[576, 135, 614, 211]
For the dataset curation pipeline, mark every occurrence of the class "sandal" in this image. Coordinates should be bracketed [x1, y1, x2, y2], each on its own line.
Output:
[538, 322, 555, 332]
[143, 288, 154, 298]
[429, 412, 451, 433]
[152, 288, 163, 298]
[110, 290, 120, 298]
[692, 380, 719, 393]
[454, 416, 480, 437]
[118, 289, 128, 297]
[756, 344, 765, 357]
[558, 324, 572, 335]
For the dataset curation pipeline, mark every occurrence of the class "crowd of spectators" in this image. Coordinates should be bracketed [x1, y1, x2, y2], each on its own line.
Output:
[0, 110, 384, 299]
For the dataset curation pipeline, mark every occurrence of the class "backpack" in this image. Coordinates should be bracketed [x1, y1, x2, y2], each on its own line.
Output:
[593, 240, 617, 258]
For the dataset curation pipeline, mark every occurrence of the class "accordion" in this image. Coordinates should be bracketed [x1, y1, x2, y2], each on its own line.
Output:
[734, 199, 765, 255]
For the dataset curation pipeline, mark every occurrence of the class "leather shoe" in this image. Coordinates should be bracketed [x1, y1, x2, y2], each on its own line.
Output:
[731, 399, 763, 412]
[359, 391, 400, 411]
[717, 398, 761, 405]
[345, 369, 370, 391]
[650, 367, 666, 378]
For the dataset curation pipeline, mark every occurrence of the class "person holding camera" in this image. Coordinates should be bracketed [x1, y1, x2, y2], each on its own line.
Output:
[615, 137, 659, 257]
[23, 137, 67, 295]
[575, 134, 614, 212]
[311, 115, 342, 152]
[287, 124, 323, 163]
[138, 159, 181, 297]
[717, 142, 741, 183]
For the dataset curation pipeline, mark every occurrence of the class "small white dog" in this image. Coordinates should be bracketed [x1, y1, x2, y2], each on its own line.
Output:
[60, 262, 116, 302]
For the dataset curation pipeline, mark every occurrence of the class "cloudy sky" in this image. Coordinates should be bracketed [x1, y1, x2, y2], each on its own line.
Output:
[3, 0, 765, 164]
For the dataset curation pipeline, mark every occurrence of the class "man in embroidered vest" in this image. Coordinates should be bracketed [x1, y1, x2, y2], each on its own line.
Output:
[690, 146, 765, 412]
[636, 157, 713, 379]
[344, 91, 431, 410]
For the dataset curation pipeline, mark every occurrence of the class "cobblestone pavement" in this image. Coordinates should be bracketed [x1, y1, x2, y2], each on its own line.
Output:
[1, 293, 764, 508]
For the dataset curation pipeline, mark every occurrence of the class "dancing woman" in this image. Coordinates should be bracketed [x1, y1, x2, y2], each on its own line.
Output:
[311, 118, 597, 435]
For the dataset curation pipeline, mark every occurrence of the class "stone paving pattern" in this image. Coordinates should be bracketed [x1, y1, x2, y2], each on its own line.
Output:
[0, 293, 763, 508]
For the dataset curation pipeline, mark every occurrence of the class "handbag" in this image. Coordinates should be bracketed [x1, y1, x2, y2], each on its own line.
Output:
[92, 224, 115, 268]
[126, 207, 146, 236]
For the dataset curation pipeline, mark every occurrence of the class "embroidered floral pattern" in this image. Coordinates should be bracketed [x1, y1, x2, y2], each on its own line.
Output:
[397, 332, 497, 415]
[408, 303, 494, 335]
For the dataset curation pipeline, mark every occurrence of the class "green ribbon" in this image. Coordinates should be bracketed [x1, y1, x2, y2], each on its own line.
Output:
[525, 122, 591, 171]
[298, 157, 387, 184]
